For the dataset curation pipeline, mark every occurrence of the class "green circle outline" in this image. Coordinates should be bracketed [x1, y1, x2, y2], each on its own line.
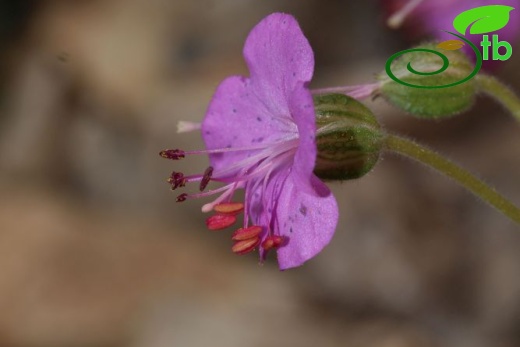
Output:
[384, 31, 483, 89]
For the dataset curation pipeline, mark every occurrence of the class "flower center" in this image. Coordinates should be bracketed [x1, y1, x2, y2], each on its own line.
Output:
[160, 139, 296, 256]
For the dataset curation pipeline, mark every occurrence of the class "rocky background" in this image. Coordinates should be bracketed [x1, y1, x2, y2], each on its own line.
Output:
[0, 1, 519, 347]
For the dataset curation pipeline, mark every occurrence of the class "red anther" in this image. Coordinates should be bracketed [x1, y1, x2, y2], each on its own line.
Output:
[214, 202, 244, 215]
[167, 172, 184, 183]
[176, 193, 188, 202]
[206, 214, 237, 230]
[171, 182, 185, 190]
[159, 149, 185, 160]
[231, 226, 263, 241]
[261, 235, 284, 251]
[199, 166, 214, 191]
[232, 237, 261, 255]
[271, 235, 284, 246]
[167, 172, 186, 190]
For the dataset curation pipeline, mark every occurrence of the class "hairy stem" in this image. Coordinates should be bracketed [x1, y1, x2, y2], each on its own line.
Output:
[385, 134, 520, 224]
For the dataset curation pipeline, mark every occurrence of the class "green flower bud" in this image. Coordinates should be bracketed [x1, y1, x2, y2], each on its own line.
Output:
[313, 94, 384, 181]
[379, 41, 480, 118]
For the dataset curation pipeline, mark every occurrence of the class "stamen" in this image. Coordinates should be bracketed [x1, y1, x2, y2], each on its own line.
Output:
[201, 183, 242, 213]
[189, 184, 236, 200]
[177, 121, 201, 133]
[163, 125, 302, 258]
[232, 237, 261, 255]
[160, 149, 185, 160]
[209, 139, 299, 182]
[167, 172, 186, 190]
[214, 202, 244, 215]
[206, 214, 237, 230]
[231, 226, 262, 241]
[181, 140, 296, 159]
[262, 235, 284, 251]
[167, 172, 182, 183]
[312, 82, 381, 100]
[176, 193, 188, 202]
[199, 166, 214, 191]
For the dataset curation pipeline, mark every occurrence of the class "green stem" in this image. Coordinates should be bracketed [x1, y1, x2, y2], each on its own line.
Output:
[475, 74, 520, 122]
[384, 134, 520, 224]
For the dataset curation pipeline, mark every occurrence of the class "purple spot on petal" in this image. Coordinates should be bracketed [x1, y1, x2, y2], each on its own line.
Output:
[257, 117, 262, 122]
[299, 204, 307, 216]
[290, 227, 293, 233]
[232, 108, 237, 113]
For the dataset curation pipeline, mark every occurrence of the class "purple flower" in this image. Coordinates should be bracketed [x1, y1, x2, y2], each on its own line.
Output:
[161, 13, 338, 270]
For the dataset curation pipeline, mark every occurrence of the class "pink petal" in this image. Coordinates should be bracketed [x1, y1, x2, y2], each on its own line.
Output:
[249, 168, 338, 270]
[243, 13, 314, 116]
[202, 13, 316, 175]
[287, 81, 317, 189]
[273, 172, 338, 270]
[201, 76, 297, 174]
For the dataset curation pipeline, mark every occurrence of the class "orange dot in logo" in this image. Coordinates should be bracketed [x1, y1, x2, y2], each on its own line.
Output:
[436, 40, 465, 51]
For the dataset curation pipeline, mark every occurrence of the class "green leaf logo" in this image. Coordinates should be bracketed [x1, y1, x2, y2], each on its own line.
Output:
[453, 5, 515, 35]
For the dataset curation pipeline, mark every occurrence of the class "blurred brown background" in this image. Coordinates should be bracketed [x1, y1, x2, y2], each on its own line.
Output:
[0, 1, 519, 347]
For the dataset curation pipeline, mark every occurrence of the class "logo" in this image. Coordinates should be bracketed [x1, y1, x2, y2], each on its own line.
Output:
[386, 5, 515, 89]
